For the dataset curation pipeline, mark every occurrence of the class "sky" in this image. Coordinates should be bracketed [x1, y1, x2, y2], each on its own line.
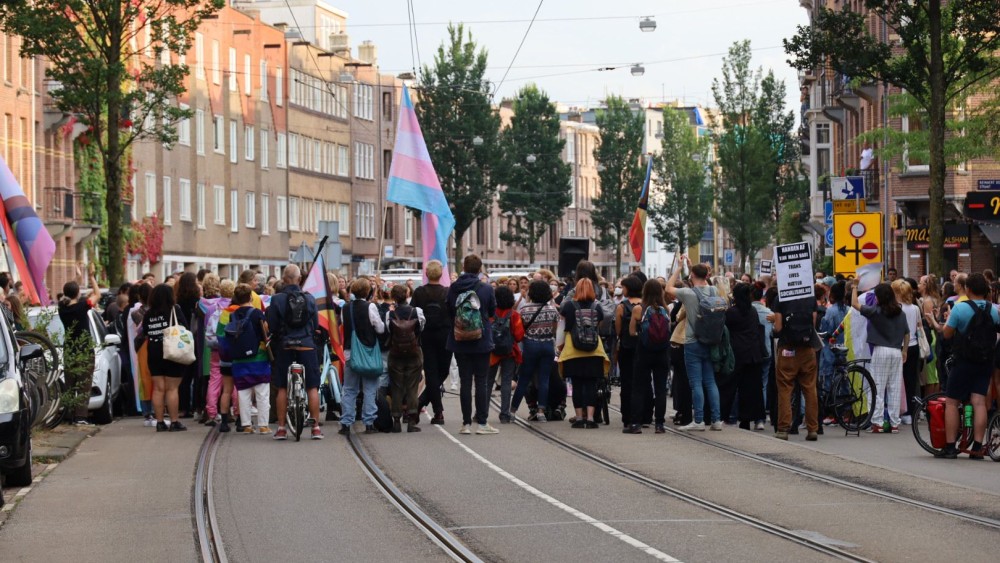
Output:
[331, 0, 809, 120]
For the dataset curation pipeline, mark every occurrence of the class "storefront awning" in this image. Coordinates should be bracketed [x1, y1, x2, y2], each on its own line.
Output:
[978, 223, 1000, 246]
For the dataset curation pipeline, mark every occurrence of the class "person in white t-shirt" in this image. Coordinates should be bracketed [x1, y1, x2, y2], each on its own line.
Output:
[893, 279, 921, 424]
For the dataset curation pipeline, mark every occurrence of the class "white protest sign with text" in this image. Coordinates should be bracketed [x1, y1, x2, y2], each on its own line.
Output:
[774, 242, 814, 302]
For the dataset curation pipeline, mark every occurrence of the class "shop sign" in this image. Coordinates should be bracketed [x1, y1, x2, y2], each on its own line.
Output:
[905, 224, 970, 250]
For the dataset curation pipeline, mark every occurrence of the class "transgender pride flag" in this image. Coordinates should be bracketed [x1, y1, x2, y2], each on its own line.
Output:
[0, 155, 55, 305]
[387, 85, 455, 286]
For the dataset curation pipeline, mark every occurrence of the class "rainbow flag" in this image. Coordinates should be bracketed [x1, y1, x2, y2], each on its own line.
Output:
[387, 85, 455, 286]
[0, 155, 55, 305]
[302, 253, 344, 377]
[628, 157, 653, 261]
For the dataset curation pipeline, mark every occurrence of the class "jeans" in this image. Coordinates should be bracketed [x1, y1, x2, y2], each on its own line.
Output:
[490, 357, 517, 417]
[455, 352, 491, 425]
[238, 383, 270, 428]
[630, 347, 670, 425]
[340, 350, 380, 426]
[511, 339, 553, 413]
[684, 341, 720, 424]
[418, 330, 451, 416]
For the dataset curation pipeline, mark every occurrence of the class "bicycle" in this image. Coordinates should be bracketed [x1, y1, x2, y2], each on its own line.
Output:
[821, 344, 877, 433]
[286, 362, 307, 442]
[912, 392, 1000, 461]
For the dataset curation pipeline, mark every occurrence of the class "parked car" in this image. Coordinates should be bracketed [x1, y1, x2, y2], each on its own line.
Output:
[0, 310, 44, 493]
[86, 309, 121, 425]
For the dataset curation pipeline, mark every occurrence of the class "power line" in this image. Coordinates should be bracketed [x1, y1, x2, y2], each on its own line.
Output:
[495, 0, 545, 96]
[405, 0, 417, 75]
[408, 0, 423, 71]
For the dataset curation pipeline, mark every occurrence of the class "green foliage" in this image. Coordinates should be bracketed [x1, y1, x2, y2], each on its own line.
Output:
[416, 24, 502, 269]
[592, 95, 646, 276]
[776, 199, 803, 244]
[74, 139, 111, 283]
[0, 0, 224, 284]
[783, 0, 1000, 277]
[497, 85, 572, 265]
[648, 108, 713, 253]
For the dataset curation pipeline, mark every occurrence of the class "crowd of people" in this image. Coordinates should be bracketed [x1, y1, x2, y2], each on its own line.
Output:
[51, 254, 999, 459]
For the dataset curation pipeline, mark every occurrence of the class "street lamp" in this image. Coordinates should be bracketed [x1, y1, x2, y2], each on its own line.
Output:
[631, 64, 645, 77]
[639, 17, 657, 32]
[526, 154, 537, 164]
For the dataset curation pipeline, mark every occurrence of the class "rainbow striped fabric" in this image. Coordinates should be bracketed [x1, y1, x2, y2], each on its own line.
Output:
[0, 155, 55, 305]
[387, 85, 455, 286]
[628, 157, 653, 261]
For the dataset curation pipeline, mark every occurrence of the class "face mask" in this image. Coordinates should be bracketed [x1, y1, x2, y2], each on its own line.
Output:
[550, 285, 559, 294]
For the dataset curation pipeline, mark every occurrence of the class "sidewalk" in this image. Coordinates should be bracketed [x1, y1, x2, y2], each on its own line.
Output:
[1, 423, 98, 517]
[0, 419, 207, 562]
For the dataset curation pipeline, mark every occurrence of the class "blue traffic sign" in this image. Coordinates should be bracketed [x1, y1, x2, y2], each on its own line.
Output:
[724, 249, 735, 266]
[824, 201, 833, 225]
[825, 227, 834, 246]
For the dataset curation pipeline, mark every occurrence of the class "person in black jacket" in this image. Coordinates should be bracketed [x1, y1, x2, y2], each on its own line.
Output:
[412, 260, 452, 424]
[725, 283, 767, 430]
[339, 277, 386, 435]
[385, 284, 425, 433]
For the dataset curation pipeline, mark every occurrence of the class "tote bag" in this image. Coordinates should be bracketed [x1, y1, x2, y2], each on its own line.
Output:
[163, 308, 197, 365]
[347, 302, 383, 377]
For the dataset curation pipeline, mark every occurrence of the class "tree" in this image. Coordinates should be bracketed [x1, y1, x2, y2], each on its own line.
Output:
[416, 24, 502, 270]
[0, 0, 223, 285]
[712, 41, 778, 270]
[784, 0, 1000, 276]
[754, 70, 804, 222]
[648, 107, 713, 255]
[497, 85, 571, 265]
[592, 95, 646, 276]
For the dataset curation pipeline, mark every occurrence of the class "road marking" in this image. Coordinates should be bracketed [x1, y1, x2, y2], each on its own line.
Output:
[449, 518, 732, 531]
[432, 423, 682, 562]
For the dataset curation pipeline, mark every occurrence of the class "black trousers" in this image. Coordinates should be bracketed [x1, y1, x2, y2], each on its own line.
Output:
[630, 347, 670, 426]
[670, 345, 692, 425]
[572, 377, 599, 409]
[418, 331, 451, 416]
[734, 361, 766, 424]
[902, 344, 920, 415]
[617, 346, 636, 425]
[717, 368, 738, 423]
[455, 352, 491, 425]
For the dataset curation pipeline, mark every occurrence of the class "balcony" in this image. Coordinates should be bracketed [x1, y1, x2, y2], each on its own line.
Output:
[856, 168, 880, 205]
[43, 187, 103, 243]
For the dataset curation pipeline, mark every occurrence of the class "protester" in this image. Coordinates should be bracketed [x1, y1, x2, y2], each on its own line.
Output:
[614, 275, 643, 427]
[174, 272, 203, 420]
[893, 279, 921, 425]
[918, 274, 942, 396]
[143, 284, 189, 432]
[58, 264, 100, 425]
[340, 277, 385, 435]
[510, 281, 559, 422]
[852, 282, 909, 433]
[772, 282, 820, 441]
[226, 284, 272, 434]
[490, 286, 524, 423]
[623, 278, 670, 434]
[386, 284, 426, 433]
[725, 283, 767, 431]
[199, 273, 227, 427]
[559, 278, 608, 429]
[412, 260, 451, 424]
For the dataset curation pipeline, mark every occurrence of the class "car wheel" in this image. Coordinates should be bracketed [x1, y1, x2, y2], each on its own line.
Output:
[92, 379, 113, 425]
[5, 440, 33, 488]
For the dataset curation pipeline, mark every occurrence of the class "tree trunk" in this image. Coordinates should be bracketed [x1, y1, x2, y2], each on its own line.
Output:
[104, 22, 124, 285]
[615, 232, 622, 279]
[527, 220, 536, 265]
[453, 227, 466, 277]
[927, 0, 946, 277]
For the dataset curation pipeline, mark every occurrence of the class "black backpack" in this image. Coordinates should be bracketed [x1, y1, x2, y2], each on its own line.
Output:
[781, 309, 814, 346]
[285, 290, 308, 329]
[618, 302, 639, 350]
[422, 299, 446, 331]
[693, 286, 728, 345]
[570, 302, 601, 352]
[955, 301, 997, 364]
[492, 311, 514, 355]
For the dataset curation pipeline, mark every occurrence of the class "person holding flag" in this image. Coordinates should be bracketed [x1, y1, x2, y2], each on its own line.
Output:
[627, 157, 653, 263]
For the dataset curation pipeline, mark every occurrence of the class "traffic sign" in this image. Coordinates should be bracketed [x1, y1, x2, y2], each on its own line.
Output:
[833, 212, 883, 276]
[833, 199, 866, 213]
[724, 249, 735, 266]
[824, 201, 833, 225]
[825, 227, 834, 246]
[831, 176, 865, 200]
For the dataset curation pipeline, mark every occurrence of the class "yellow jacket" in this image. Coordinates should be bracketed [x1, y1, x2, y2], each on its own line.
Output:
[557, 333, 610, 378]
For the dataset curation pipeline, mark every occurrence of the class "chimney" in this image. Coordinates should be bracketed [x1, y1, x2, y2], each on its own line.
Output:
[358, 40, 377, 65]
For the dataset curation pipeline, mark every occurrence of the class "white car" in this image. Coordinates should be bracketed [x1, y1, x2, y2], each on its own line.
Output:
[86, 309, 121, 425]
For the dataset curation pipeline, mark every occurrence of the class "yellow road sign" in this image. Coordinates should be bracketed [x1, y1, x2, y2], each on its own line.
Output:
[833, 199, 866, 213]
[833, 212, 883, 277]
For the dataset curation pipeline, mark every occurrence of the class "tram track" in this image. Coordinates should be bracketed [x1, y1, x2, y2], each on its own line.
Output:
[605, 403, 1000, 531]
[194, 429, 227, 563]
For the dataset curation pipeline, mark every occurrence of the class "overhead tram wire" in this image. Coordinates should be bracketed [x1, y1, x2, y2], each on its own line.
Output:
[405, 0, 418, 76]
[408, 0, 423, 71]
[493, 0, 545, 98]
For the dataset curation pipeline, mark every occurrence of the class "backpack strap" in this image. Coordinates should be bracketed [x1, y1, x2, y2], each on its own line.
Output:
[524, 304, 544, 329]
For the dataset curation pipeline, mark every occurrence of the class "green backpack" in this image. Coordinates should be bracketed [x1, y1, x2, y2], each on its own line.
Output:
[453, 288, 484, 342]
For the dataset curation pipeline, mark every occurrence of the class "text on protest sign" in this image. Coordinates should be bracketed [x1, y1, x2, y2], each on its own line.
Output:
[775, 242, 814, 302]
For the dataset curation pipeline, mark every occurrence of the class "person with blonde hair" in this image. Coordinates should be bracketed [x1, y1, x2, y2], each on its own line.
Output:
[893, 278, 921, 424]
[413, 260, 451, 424]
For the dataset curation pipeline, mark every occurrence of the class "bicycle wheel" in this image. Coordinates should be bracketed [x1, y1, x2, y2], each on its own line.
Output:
[294, 380, 305, 442]
[834, 365, 876, 432]
[987, 410, 1000, 462]
[912, 392, 947, 456]
[17, 331, 64, 429]
[286, 378, 298, 440]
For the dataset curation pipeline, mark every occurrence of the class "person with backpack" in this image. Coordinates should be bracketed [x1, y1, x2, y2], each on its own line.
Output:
[925, 272, 997, 459]
[614, 275, 643, 427]
[340, 277, 386, 435]
[412, 260, 451, 425]
[558, 278, 608, 428]
[665, 256, 724, 431]
[510, 281, 560, 422]
[771, 279, 822, 441]
[446, 255, 499, 435]
[225, 284, 271, 434]
[490, 286, 524, 423]
[724, 283, 767, 431]
[265, 265, 323, 440]
[623, 278, 672, 434]
[852, 281, 909, 434]
[385, 284, 426, 433]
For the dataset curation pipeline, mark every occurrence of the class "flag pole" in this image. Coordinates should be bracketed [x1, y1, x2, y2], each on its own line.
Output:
[309, 235, 330, 272]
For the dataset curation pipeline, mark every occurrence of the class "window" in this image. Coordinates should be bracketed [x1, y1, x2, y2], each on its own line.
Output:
[277, 196, 287, 232]
[382, 91, 393, 121]
[194, 33, 204, 80]
[565, 131, 575, 162]
[213, 185, 225, 225]
[569, 175, 577, 208]
[130, 173, 138, 220]
[177, 104, 190, 146]
[259, 59, 268, 100]
[213, 115, 224, 153]
[404, 209, 413, 244]
[229, 121, 237, 163]
[243, 54, 251, 95]
[353, 142, 374, 179]
[260, 129, 269, 169]
[162, 176, 172, 225]
[230, 189, 238, 232]
[353, 84, 374, 120]
[196, 183, 206, 228]
[288, 133, 299, 167]
[902, 111, 928, 173]
[312, 139, 322, 173]
[275, 67, 283, 106]
[261, 194, 270, 235]
[324, 142, 334, 175]
[245, 192, 255, 228]
[276, 133, 287, 168]
[211, 40, 220, 85]
[244, 125, 254, 160]
[228, 47, 236, 91]
[567, 219, 576, 237]
[339, 203, 350, 234]
[314, 201, 323, 233]
[145, 173, 156, 216]
[337, 145, 349, 176]
[289, 197, 300, 231]
[354, 202, 375, 239]
[383, 150, 392, 179]
[179, 178, 191, 221]
[195, 109, 205, 155]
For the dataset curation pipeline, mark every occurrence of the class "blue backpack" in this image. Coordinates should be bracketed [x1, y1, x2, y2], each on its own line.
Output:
[224, 309, 261, 360]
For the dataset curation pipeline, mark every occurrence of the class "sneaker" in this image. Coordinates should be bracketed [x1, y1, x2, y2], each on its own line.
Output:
[498, 415, 511, 424]
[169, 421, 187, 432]
[655, 424, 665, 434]
[621, 424, 641, 434]
[459, 425, 472, 435]
[679, 421, 706, 432]
[585, 420, 600, 429]
[870, 424, 884, 434]
[156, 421, 169, 432]
[430, 415, 445, 425]
[311, 426, 324, 440]
[218, 421, 230, 433]
[934, 444, 958, 459]
[365, 425, 377, 434]
[73, 418, 93, 426]
[273, 427, 288, 440]
[257, 425, 272, 435]
[527, 412, 539, 422]
[710, 421, 724, 431]
[241, 425, 255, 434]
[969, 450, 985, 460]
[822, 416, 836, 426]
[476, 424, 499, 435]
[890, 426, 900, 434]
[143, 418, 155, 427]
[338, 425, 351, 436]
[900, 415, 912, 425]
[774, 431, 789, 440]
[754, 421, 766, 431]
[535, 412, 547, 423]
[806, 431, 818, 441]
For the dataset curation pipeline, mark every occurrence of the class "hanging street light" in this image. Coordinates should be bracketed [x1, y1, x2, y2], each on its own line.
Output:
[639, 16, 657, 32]
[631, 64, 645, 77]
